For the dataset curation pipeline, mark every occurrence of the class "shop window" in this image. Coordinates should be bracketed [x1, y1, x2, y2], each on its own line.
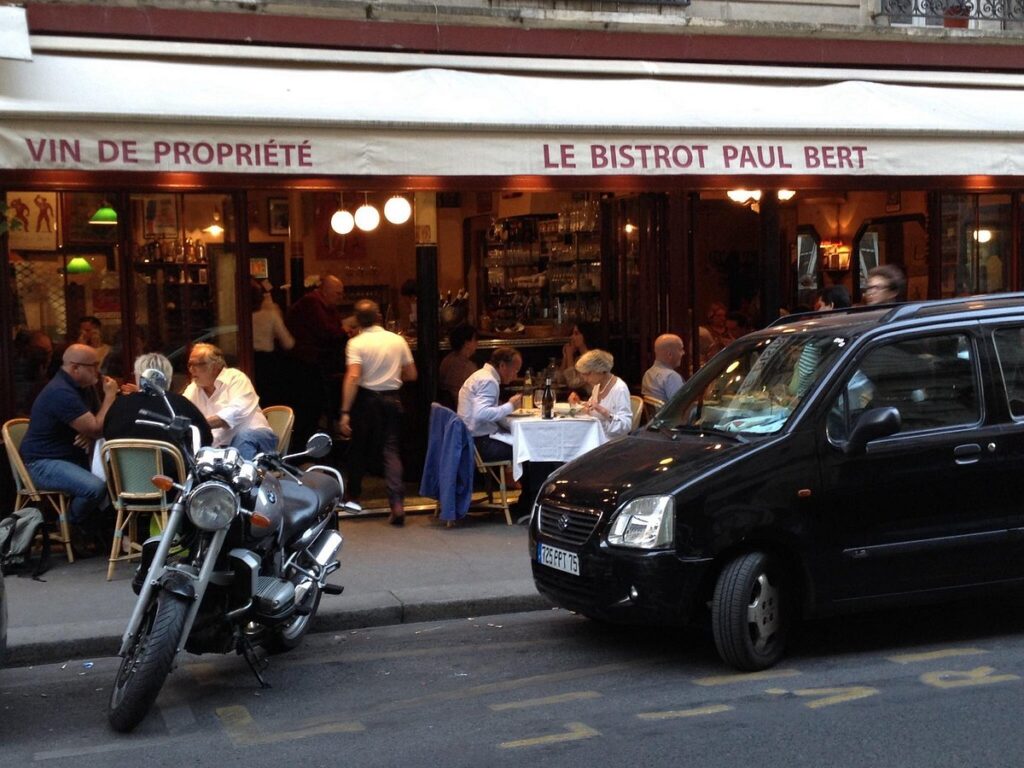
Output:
[128, 193, 237, 392]
[939, 193, 1011, 298]
[6, 190, 123, 415]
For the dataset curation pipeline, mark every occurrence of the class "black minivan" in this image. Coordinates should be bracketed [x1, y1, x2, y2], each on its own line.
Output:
[530, 295, 1024, 670]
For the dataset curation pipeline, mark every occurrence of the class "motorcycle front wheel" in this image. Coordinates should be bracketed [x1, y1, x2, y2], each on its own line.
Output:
[265, 582, 322, 654]
[108, 591, 189, 732]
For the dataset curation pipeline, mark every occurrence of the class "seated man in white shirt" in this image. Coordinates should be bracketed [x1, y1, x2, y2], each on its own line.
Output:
[183, 343, 278, 459]
[457, 346, 523, 464]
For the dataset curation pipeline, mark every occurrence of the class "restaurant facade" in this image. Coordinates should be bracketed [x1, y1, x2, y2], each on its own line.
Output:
[4, 3, 1024, 466]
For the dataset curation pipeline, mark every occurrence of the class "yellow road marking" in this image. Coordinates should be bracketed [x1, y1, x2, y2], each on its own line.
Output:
[490, 691, 601, 711]
[791, 686, 879, 709]
[216, 705, 364, 747]
[637, 704, 734, 720]
[694, 669, 801, 687]
[920, 666, 1020, 690]
[887, 648, 987, 664]
[500, 722, 600, 749]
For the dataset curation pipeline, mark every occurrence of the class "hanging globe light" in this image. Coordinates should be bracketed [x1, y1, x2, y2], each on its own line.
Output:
[354, 197, 380, 232]
[331, 209, 355, 235]
[383, 195, 412, 225]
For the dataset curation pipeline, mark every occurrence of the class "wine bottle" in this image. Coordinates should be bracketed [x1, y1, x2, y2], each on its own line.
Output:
[542, 376, 555, 419]
[522, 369, 534, 410]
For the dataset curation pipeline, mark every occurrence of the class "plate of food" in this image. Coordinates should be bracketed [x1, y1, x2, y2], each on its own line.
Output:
[508, 408, 540, 417]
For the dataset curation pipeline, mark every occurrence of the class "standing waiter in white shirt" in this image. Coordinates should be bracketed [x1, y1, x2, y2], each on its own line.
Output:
[339, 299, 417, 526]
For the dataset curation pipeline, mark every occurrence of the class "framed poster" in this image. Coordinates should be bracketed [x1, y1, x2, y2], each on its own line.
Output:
[268, 198, 289, 235]
[141, 195, 179, 238]
[5, 191, 59, 251]
[249, 257, 269, 280]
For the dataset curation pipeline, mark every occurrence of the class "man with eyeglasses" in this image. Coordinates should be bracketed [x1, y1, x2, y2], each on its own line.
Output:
[183, 343, 278, 460]
[864, 264, 906, 306]
[19, 343, 119, 548]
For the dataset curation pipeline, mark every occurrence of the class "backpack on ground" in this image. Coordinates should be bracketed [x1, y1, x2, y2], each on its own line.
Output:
[0, 507, 50, 579]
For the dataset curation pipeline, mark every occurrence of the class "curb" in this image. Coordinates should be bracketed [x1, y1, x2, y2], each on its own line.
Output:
[5, 592, 554, 668]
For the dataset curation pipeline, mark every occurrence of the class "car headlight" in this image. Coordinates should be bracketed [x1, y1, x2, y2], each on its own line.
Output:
[606, 495, 674, 549]
[187, 481, 238, 531]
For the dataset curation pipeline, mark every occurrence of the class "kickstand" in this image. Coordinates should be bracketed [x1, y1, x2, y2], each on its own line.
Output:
[238, 635, 272, 689]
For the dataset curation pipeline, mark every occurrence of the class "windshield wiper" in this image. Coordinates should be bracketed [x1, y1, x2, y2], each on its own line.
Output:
[660, 423, 748, 444]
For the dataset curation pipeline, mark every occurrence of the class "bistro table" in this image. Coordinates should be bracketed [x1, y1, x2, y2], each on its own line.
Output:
[507, 412, 608, 481]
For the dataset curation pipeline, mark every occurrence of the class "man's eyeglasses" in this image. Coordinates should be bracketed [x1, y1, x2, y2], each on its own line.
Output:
[865, 283, 891, 293]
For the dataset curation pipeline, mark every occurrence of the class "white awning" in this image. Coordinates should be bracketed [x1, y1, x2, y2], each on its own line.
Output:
[2, 40, 1023, 178]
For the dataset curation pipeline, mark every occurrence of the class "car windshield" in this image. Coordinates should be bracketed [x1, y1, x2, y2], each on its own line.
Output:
[653, 332, 848, 437]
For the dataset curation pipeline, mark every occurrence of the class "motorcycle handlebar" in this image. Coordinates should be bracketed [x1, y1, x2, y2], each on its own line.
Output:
[137, 409, 173, 425]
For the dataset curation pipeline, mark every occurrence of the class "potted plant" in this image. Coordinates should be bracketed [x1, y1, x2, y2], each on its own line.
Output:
[943, 2, 971, 28]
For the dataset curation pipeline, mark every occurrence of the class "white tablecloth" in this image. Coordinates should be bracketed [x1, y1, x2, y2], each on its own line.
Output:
[509, 416, 607, 480]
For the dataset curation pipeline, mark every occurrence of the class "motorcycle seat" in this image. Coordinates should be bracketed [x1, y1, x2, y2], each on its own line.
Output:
[278, 470, 339, 544]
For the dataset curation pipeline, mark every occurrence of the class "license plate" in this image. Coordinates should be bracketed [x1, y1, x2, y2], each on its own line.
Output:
[537, 543, 579, 576]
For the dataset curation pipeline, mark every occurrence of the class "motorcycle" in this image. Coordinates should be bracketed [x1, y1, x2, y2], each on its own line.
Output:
[108, 369, 350, 732]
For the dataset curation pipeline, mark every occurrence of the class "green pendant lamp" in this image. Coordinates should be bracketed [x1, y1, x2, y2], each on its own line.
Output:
[89, 202, 118, 226]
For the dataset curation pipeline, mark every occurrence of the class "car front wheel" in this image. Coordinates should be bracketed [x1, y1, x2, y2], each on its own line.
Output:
[711, 552, 789, 671]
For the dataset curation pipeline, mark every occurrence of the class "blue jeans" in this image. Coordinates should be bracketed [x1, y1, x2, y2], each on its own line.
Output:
[26, 458, 110, 525]
[229, 428, 278, 460]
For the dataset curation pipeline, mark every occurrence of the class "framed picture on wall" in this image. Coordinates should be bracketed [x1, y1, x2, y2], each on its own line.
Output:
[5, 191, 59, 251]
[268, 198, 289, 235]
[141, 195, 179, 238]
[250, 257, 269, 280]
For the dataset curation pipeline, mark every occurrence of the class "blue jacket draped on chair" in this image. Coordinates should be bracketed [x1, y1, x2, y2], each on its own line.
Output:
[419, 404, 475, 522]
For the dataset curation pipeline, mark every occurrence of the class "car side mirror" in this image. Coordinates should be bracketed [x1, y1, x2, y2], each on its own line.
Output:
[844, 406, 901, 455]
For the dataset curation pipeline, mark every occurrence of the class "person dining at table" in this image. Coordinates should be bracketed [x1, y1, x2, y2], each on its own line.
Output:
[568, 349, 633, 438]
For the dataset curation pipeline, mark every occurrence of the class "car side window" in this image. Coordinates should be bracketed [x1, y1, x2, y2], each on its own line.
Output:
[828, 333, 978, 441]
[992, 327, 1024, 418]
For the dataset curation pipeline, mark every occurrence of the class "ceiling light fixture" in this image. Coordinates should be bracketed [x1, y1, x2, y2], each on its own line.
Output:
[331, 194, 355, 235]
[203, 208, 224, 237]
[383, 195, 412, 225]
[88, 202, 117, 225]
[355, 193, 380, 232]
[65, 256, 94, 274]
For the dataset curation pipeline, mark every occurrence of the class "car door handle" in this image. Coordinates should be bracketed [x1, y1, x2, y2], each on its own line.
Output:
[953, 443, 981, 465]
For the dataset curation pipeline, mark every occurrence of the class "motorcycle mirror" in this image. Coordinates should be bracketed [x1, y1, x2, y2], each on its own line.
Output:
[140, 368, 169, 396]
[305, 432, 332, 459]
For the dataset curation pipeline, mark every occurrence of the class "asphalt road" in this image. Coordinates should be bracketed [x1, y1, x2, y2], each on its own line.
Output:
[3, 600, 1024, 768]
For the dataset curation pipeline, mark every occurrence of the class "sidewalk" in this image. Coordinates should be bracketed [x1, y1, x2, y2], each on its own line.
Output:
[3, 511, 551, 667]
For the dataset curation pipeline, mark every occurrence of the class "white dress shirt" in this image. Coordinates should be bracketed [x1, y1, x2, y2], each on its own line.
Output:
[183, 367, 271, 447]
[458, 363, 514, 438]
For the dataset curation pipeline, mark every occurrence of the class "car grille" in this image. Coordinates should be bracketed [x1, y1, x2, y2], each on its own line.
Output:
[537, 501, 604, 546]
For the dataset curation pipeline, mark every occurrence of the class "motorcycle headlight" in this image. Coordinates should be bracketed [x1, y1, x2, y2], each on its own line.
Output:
[187, 481, 238, 531]
[606, 495, 674, 549]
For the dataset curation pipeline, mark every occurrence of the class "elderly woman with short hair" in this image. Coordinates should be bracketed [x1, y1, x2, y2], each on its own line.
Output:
[567, 349, 634, 438]
[103, 352, 213, 447]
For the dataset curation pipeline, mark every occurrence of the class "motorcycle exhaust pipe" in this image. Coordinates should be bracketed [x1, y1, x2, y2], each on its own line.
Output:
[310, 529, 343, 568]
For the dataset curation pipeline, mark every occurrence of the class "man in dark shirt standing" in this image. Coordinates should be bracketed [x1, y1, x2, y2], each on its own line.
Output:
[20, 343, 118, 530]
[285, 274, 350, 447]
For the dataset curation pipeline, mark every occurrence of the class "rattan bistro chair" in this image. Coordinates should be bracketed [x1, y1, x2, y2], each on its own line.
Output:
[2, 418, 75, 563]
[262, 405, 295, 454]
[100, 438, 186, 580]
[641, 395, 665, 424]
[630, 395, 645, 430]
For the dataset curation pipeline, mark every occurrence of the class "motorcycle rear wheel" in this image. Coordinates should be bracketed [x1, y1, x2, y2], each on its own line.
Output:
[108, 592, 189, 732]
[265, 583, 322, 654]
